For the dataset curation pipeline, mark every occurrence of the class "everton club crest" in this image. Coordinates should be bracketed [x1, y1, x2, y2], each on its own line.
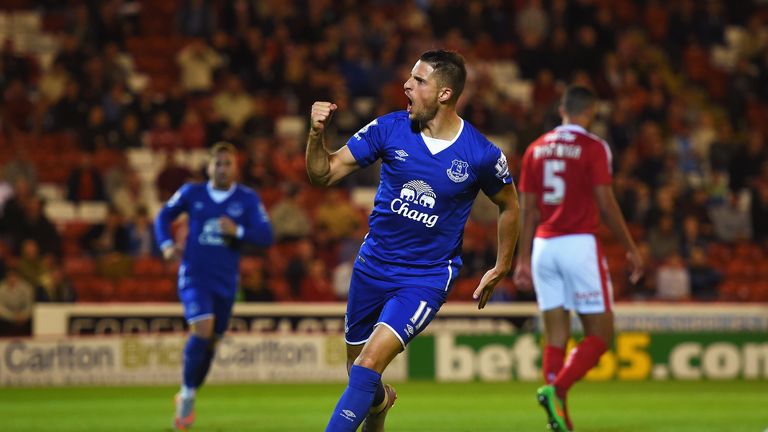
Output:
[446, 159, 469, 183]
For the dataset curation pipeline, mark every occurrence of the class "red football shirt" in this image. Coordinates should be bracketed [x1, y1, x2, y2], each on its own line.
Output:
[519, 124, 613, 238]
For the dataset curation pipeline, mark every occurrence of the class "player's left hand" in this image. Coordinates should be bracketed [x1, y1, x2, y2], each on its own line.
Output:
[219, 216, 238, 236]
[473, 267, 506, 310]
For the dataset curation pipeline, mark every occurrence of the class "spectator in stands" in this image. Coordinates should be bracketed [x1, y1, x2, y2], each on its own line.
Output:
[101, 82, 133, 128]
[0, 267, 35, 336]
[2, 146, 37, 191]
[3, 79, 34, 133]
[648, 214, 681, 261]
[179, 108, 207, 149]
[8, 196, 61, 259]
[314, 190, 362, 257]
[80, 205, 131, 257]
[110, 168, 149, 219]
[129, 85, 160, 130]
[50, 80, 90, 132]
[155, 150, 195, 202]
[751, 161, 768, 245]
[81, 105, 116, 151]
[176, 0, 216, 38]
[730, 131, 767, 192]
[16, 238, 54, 301]
[709, 192, 753, 243]
[270, 136, 307, 184]
[680, 214, 708, 259]
[284, 239, 315, 299]
[116, 112, 144, 149]
[655, 254, 690, 301]
[176, 38, 222, 94]
[269, 183, 311, 242]
[332, 256, 354, 300]
[38, 61, 70, 107]
[148, 111, 182, 151]
[241, 136, 275, 189]
[239, 257, 273, 302]
[213, 75, 254, 132]
[126, 206, 159, 257]
[687, 246, 722, 301]
[300, 259, 335, 302]
[67, 152, 107, 202]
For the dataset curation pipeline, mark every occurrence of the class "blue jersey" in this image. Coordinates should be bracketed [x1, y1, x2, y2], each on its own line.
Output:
[347, 111, 513, 273]
[154, 182, 273, 296]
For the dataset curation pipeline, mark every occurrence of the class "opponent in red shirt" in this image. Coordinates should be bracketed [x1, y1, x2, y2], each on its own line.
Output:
[514, 86, 643, 432]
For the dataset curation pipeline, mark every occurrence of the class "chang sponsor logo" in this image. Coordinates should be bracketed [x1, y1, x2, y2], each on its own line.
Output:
[390, 180, 439, 228]
[198, 218, 225, 246]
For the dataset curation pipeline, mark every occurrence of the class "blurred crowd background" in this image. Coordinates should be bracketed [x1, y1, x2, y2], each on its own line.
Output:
[1, 0, 768, 336]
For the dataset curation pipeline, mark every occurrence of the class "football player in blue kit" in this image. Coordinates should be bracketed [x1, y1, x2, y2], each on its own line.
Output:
[307, 50, 520, 432]
[155, 142, 273, 430]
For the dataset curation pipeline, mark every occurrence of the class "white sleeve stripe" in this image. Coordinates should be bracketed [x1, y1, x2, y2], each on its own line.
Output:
[598, 139, 613, 174]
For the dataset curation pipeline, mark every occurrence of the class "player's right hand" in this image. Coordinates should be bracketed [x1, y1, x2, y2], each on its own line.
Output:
[627, 250, 644, 284]
[512, 262, 532, 290]
[310, 101, 337, 134]
[162, 243, 182, 261]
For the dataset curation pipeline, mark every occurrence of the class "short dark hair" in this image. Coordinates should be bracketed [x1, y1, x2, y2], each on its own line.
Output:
[561, 85, 596, 116]
[419, 50, 467, 103]
[209, 141, 237, 158]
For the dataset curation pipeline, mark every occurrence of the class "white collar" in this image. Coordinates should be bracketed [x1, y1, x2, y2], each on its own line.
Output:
[421, 118, 464, 155]
[555, 124, 587, 134]
[207, 181, 236, 203]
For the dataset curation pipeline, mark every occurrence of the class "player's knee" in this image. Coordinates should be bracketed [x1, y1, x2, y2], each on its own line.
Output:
[352, 353, 384, 373]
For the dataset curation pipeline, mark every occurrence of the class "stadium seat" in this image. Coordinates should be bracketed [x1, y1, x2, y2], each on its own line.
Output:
[63, 256, 96, 277]
[132, 257, 166, 277]
[116, 278, 149, 302]
[44, 200, 76, 224]
[72, 276, 115, 302]
[77, 201, 109, 223]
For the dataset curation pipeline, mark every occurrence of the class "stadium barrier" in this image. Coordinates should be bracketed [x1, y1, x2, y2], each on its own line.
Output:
[0, 303, 763, 387]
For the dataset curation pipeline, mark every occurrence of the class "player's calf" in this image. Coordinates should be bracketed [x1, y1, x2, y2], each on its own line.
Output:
[361, 384, 397, 432]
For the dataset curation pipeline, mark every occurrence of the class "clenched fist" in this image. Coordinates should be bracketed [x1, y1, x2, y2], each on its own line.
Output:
[310, 101, 337, 134]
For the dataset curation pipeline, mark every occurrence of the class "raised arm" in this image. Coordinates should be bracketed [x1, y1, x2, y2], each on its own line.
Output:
[594, 184, 644, 283]
[306, 101, 361, 186]
[512, 191, 540, 290]
[473, 183, 521, 309]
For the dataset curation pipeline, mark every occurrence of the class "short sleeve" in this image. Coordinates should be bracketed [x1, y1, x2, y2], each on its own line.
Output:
[478, 144, 513, 197]
[166, 183, 191, 210]
[346, 118, 386, 168]
[591, 140, 613, 186]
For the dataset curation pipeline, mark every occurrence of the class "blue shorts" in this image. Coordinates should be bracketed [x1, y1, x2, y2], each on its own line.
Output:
[178, 285, 235, 335]
[345, 254, 458, 348]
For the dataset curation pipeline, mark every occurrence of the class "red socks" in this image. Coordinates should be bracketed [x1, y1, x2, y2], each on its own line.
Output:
[553, 336, 607, 399]
[542, 345, 566, 384]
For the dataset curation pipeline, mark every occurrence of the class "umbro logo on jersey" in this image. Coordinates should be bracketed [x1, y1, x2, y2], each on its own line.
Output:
[395, 149, 409, 161]
[341, 409, 357, 422]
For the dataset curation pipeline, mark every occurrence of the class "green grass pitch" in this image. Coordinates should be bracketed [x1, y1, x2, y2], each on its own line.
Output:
[0, 381, 764, 431]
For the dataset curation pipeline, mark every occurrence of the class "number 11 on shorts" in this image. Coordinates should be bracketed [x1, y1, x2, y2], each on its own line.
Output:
[410, 300, 432, 330]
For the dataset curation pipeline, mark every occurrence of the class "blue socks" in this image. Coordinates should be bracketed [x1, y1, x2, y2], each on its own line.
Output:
[183, 335, 213, 389]
[325, 365, 381, 431]
[371, 381, 385, 407]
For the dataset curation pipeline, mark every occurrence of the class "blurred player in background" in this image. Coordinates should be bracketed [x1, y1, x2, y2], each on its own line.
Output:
[155, 142, 273, 430]
[513, 86, 643, 431]
[307, 49, 520, 432]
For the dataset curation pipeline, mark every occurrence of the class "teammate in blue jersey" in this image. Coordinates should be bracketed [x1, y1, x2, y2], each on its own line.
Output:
[307, 50, 520, 432]
[154, 142, 273, 430]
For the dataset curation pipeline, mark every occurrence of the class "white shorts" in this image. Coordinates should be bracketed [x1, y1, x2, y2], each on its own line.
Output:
[532, 234, 613, 314]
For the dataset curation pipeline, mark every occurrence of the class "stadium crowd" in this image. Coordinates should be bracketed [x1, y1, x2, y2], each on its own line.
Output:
[1, 0, 768, 335]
